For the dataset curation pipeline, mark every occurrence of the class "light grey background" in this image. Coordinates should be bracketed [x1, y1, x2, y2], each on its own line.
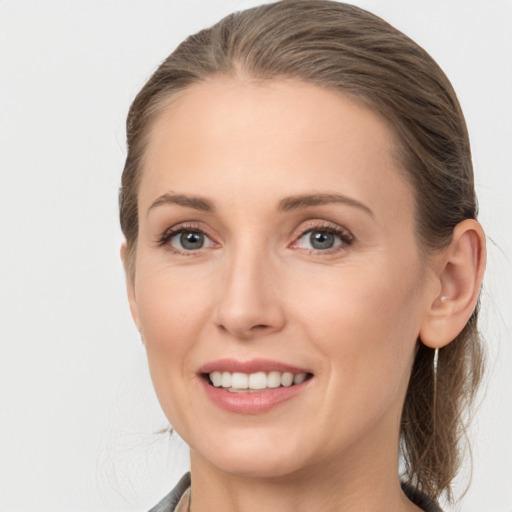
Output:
[0, 1, 511, 511]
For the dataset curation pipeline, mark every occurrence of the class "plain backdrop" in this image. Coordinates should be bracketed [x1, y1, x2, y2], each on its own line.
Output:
[0, 1, 511, 511]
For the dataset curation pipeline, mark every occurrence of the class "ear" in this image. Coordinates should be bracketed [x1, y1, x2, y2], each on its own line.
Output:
[419, 219, 486, 349]
[120, 242, 141, 332]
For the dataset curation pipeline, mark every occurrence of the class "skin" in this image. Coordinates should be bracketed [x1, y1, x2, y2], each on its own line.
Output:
[122, 77, 486, 512]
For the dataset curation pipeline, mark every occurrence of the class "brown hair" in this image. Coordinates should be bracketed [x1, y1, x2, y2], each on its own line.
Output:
[119, 0, 483, 502]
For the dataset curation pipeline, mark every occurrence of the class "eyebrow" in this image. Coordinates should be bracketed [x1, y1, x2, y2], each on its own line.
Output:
[279, 193, 374, 217]
[147, 191, 373, 217]
[148, 192, 215, 214]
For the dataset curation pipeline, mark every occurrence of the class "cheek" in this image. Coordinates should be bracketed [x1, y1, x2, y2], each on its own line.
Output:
[134, 265, 213, 410]
[294, 256, 421, 340]
[136, 256, 214, 337]
[290, 258, 422, 413]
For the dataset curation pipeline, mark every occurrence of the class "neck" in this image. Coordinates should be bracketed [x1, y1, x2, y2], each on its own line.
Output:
[187, 434, 422, 512]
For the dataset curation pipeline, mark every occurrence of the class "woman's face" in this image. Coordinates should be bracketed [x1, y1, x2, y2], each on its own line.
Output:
[125, 78, 437, 478]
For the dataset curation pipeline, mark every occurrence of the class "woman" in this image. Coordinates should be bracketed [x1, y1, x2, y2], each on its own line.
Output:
[119, 1, 486, 511]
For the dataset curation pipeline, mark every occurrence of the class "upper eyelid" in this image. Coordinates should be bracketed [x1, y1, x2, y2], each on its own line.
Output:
[292, 220, 353, 238]
[162, 221, 212, 237]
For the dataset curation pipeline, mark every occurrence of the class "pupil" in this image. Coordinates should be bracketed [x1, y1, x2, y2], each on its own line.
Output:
[180, 231, 204, 250]
[310, 231, 334, 249]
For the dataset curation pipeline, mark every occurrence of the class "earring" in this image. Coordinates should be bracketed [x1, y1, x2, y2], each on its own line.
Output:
[433, 347, 439, 413]
[433, 347, 439, 375]
[433, 300, 444, 389]
[139, 330, 144, 345]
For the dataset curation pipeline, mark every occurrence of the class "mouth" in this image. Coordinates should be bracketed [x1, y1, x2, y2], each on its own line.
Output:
[198, 358, 314, 413]
[205, 370, 312, 393]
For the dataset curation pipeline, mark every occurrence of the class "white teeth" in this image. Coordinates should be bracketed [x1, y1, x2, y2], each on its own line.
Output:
[208, 370, 309, 390]
[210, 371, 222, 387]
[249, 372, 267, 389]
[281, 372, 294, 387]
[231, 372, 249, 389]
[221, 371, 232, 388]
[293, 373, 307, 385]
[267, 371, 281, 388]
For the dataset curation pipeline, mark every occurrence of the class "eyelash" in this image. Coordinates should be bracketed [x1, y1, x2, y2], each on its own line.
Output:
[157, 221, 355, 256]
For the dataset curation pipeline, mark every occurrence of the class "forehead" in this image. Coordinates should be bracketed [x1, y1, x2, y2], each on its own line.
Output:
[145, 76, 398, 163]
[139, 77, 413, 223]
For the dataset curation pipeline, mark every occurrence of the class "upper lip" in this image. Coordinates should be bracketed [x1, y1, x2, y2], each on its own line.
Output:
[198, 358, 311, 375]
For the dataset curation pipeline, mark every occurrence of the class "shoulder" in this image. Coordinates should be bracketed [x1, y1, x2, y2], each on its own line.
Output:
[148, 473, 191, 512]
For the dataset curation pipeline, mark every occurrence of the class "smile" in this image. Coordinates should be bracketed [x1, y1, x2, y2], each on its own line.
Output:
[208, 371, 309, 392]
[198, 359, 314, 413]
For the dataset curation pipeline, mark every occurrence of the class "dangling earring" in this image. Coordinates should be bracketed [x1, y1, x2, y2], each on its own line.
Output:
[139, 330, 144, 345]
[432, 297, 446, 400]
[432, 347, 439, 421]
[431, 297, 445, 436]
[433, 296, 445, 403]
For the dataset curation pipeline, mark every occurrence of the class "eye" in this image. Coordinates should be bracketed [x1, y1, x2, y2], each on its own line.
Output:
[292, 224, 354, 253]
[303, 230, 338, 250]
[171, 230, 208, 251]
[158, 225, 217, 254]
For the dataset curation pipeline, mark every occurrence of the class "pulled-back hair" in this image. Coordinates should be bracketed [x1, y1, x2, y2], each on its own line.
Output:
[120, 0, 483, 502]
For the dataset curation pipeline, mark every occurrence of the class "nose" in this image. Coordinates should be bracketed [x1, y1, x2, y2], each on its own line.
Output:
[214, 247, 286, 340]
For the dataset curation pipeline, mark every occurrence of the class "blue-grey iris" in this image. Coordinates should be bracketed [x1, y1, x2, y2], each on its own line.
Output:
[310, 231, 335, 249]
[181, 231, 204, 250]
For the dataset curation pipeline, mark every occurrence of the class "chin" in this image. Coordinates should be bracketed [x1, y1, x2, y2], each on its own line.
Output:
[189, 428, 311, 479]
[207, 453, 308, 480]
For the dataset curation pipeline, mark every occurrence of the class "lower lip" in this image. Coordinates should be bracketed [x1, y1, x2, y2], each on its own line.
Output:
[199, 377, 311, 414]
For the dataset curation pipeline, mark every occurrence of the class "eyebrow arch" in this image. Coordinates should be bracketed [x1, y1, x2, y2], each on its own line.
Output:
[147, 192, 215, 214]
[279, 193, 374, 217]
[147, 191, 373, 217]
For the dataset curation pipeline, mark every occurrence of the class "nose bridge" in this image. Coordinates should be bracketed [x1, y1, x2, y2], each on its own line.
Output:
[215, 235, 285, 339]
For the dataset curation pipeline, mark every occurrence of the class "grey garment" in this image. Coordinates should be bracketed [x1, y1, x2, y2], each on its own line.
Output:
[148, 473, 191, 512]
[148, 472, 444, 512]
